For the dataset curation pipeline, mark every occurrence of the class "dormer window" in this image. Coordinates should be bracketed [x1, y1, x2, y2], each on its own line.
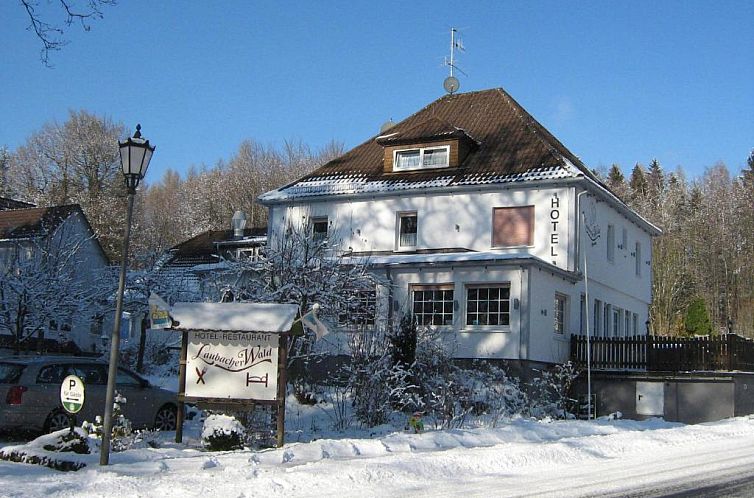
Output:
[393, 145, 450, 171]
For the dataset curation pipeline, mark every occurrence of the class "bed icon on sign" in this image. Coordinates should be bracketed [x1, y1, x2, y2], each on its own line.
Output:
[246, 372, 269, 387]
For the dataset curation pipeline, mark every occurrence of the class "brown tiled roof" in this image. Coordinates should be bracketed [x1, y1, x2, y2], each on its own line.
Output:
[375, 116, 472, 146]
[0, 197, 35, 210]
[0, 205, 81, 239]
[169, 227, 267, 260]
[261, 88, 598, 202]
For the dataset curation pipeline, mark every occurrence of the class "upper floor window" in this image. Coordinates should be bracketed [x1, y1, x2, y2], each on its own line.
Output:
[467, 285, 510, 327]
[398, 213, 417, 249]
[393, 145, 450, 171]
[312, 217, 328, 242]
[607, 224, 615, 262]
[412, 284, 454, 326]
[635, 242, 642, 277]
[492, 206, 534, 248]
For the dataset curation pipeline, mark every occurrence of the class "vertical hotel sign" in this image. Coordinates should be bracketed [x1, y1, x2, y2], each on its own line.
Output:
[186, 331, 278, 400]
[549, 192, 561, 266]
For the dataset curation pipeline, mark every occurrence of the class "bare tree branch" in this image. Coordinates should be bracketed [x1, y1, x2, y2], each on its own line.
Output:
[19, 0, 116, 67]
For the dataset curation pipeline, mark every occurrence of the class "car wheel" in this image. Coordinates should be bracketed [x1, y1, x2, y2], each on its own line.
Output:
[154, 404, 177, 431]
[45, 410, 72, 433]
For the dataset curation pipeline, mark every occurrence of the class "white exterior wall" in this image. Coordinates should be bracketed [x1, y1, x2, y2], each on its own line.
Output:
[386, 264, 525, 360]
[526, 268, 575, 364]
[578, 197, 653, 304]
[53, 213, 110, 352]
[266, 183, 656, 365]
[269, 186, 575, 271]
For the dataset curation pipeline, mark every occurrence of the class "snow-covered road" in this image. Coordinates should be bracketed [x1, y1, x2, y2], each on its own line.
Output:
[4, 417, 754, 497]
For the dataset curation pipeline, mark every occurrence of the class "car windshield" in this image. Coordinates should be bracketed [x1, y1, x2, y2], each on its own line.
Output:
[0, 363, 25, 384]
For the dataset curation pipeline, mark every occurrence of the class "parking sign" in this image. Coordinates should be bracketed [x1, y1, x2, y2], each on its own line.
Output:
[60, 375, 85, 414]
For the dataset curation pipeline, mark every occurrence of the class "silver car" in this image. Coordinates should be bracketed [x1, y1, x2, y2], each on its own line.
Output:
[0, 355, 178, 434]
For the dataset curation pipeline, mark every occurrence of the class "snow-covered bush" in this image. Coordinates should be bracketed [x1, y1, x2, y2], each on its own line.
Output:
[388, 322, 469, 429]
[82, 391, 134, 452]
[202, 414, 246, 451]
[42, 428, 90, 454]
[346, 322, 414, 428]
[460, 361, 528, 427]
[528, 362, 580, 419]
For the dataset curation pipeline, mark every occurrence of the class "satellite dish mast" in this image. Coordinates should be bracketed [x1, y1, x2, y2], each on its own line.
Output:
[443, 27, 466, 94]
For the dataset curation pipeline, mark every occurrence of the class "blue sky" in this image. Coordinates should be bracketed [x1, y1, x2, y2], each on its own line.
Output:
[1, 1, 752, 183]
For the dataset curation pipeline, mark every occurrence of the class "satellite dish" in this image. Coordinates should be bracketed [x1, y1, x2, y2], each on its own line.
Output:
[380, 119, 396, 134]
[443, 76, 460, 94]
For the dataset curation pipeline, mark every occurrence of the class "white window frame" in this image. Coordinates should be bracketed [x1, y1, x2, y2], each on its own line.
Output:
[312, 216, 328, 241]
[393, 145, 451, 172]
[338, 287, 377, 329]
[554, 293, 567, 335]
[397, 212, 418, 250]
[464, 284, 512, 330]
[411, 284, 454, 327]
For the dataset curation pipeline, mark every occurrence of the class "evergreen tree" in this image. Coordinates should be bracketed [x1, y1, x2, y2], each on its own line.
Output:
[684, 297, 712, 336]
[743, 149, 754, 191]
[606, 164, 628, 201]
[629, 163, 648, 206]
[647, 158, 665, 207]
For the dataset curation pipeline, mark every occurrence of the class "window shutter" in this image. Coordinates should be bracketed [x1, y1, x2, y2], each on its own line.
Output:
[492, 206, 534, 247]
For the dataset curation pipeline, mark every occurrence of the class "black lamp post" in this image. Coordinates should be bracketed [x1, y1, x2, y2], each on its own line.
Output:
[100, 124, 154, 466]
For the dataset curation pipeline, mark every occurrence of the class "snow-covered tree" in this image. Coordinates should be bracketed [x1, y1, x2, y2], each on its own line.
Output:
[0, 222, 106, 353]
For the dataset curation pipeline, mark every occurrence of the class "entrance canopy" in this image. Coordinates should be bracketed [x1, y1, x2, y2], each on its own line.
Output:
[170, 302, 299, 332]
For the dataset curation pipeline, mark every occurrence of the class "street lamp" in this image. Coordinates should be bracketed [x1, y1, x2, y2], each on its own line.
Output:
[100, 124, 155, 466]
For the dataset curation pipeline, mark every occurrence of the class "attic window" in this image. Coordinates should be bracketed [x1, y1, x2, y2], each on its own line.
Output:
[393, 145, 450, 171]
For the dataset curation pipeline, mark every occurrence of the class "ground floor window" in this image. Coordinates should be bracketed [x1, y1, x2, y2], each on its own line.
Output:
[554, 294, 567, 334]
[411, 284, 454, 326]
[466, 285, 510, 326]
[339, 288, 377, 327]
[594, 299, 602, 336]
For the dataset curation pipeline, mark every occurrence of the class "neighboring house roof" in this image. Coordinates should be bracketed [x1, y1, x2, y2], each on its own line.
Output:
[0, 197, 35, 211]
[0, 204, 82, 240]
[259, 88, 599, 203]
[159, 227, 268, 268]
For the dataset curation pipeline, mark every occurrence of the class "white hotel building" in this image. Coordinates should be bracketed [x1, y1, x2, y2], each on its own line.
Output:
[260, 88, 660, 370]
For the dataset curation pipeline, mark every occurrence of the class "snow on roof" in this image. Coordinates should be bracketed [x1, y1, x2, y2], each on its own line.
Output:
[171, 302, 299, 332]
[341, 251, 580, 281]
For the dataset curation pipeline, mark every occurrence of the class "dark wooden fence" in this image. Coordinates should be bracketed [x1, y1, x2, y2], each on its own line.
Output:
[570, 334, 754, 372]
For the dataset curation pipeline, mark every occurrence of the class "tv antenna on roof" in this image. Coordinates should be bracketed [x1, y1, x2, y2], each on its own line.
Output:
[443, 27, 466, 94]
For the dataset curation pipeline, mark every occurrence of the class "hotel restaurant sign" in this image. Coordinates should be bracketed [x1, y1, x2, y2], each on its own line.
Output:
[186, 329, 278, 400]
[168, 302, 300, 446]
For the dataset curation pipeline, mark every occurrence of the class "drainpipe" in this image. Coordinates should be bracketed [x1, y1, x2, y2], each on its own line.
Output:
[576, 189, 593, 420]
[386, 266, 394, 332]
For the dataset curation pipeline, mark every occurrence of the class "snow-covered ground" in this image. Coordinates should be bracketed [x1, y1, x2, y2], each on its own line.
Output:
[4, 412, 754, 497]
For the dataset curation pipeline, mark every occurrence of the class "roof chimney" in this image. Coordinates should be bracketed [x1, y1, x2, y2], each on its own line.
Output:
[231, 211, 247, 238]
